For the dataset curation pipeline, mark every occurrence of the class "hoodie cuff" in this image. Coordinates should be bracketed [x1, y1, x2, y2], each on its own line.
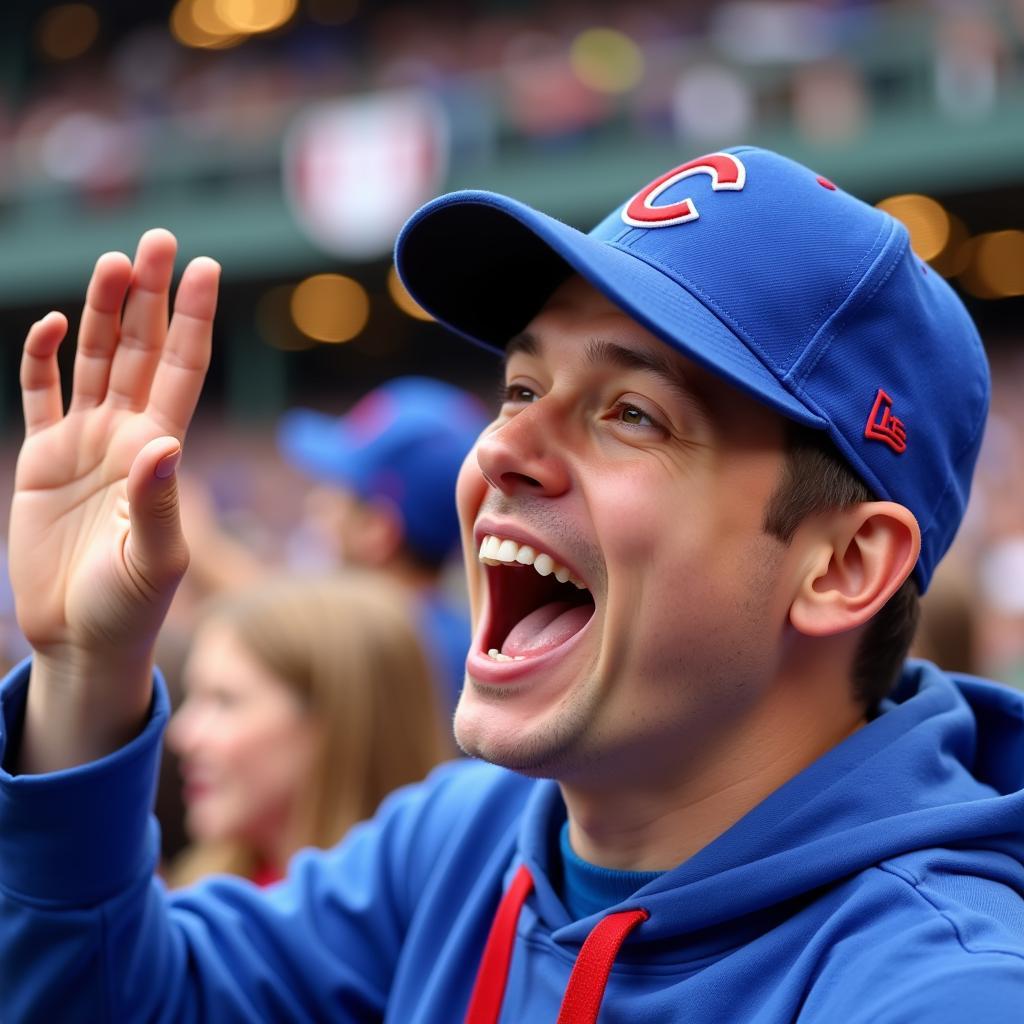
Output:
[0, 657, 169, 907]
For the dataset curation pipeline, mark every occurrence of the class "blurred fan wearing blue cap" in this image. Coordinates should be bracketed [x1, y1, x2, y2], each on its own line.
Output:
[278, 376, 489, 711]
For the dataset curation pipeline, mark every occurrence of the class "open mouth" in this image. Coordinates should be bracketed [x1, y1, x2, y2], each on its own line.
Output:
[478, 534, 596, 661]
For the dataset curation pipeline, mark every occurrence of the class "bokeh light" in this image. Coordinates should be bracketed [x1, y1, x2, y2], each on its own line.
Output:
[256, 286, 316, 351]
[570, 28, 645, 95]
[876, 194, 951, 262]
[387, 266, 433, 322]
[290, 274, 370, 343]
[170, 0, 244, 49]
[215, 0, 299, 35]
[960, 231, 1024, 299]
[929, 214, 970, 278]
[36, 4, 100, 61]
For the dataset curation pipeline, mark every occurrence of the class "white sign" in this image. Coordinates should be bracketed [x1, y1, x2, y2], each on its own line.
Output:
[284, 90, 450, 260]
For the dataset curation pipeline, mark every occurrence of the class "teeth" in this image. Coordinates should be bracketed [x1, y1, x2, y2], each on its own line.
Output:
[480, 535, 503, 565]
[487, 648, 525, 662]
[497, 539, 518, 562]
[476, 534, 588, 591]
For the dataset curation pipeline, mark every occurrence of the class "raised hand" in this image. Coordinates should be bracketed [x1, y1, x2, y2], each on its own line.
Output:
[8, 230, 220, 771]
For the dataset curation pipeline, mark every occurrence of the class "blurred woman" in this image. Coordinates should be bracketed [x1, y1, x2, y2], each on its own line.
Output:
[165, 572, 453, 887]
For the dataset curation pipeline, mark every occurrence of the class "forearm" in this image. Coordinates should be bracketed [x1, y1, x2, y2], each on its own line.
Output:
[18, 646, 156, 774]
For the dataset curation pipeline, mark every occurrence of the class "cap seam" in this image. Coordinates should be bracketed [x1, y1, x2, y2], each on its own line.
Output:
[787, 217, 899, 385]
[606, 243, 788, 378]
[788, 222, 907, 391]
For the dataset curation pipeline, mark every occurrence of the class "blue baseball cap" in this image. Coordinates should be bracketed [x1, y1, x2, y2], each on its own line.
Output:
[394, 146, 989, 591]
[278, 377, 489, 565]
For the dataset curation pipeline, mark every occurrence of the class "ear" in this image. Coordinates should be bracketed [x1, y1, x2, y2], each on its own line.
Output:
[357, 497, 405, 567]
[789, 502, 921, 638]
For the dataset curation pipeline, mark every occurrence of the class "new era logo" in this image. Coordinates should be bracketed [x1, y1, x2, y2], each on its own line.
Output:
[864, 389, 907, 454]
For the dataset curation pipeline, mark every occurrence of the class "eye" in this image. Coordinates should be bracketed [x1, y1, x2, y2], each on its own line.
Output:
[612, 401, 663, 431]
[500, 382, 538, 406]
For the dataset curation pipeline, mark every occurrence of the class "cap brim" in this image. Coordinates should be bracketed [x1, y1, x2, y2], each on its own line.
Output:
[396, 191, 825, 429]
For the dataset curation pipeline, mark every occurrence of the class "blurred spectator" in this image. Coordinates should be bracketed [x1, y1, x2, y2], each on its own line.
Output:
[165, 572, 452, 888]
[278, 376, 489, 712]
[911, 558, 979, 677]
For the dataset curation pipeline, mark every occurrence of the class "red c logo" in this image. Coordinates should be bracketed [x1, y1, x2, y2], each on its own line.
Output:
[621, 153, 747, 228]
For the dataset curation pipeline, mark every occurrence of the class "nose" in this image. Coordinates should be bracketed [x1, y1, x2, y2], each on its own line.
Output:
[475, 399, 571, 497]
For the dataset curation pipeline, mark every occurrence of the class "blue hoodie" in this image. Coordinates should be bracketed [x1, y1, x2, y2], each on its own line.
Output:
[1, 658, 1023, 1023]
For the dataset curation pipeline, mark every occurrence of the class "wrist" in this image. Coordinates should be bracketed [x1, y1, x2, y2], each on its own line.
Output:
[19, 645, 156, 774]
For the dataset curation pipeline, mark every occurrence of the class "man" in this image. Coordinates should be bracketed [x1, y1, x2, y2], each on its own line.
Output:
[1, 148, 1022, 1022]
[277, 378, 488, 711]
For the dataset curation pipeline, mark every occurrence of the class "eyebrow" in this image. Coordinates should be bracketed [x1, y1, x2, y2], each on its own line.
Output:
[505, 330, 711, 426]
[506, 331, 538, 359]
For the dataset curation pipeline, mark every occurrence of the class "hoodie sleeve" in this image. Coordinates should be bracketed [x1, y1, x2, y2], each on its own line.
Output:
[0, 658, 438, 1023]
[818, 954, 1024, 1024]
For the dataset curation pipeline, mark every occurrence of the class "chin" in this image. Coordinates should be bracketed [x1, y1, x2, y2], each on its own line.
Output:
[453, 686, 593, 780]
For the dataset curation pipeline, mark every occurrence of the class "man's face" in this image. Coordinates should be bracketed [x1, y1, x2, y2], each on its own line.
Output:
[453, 276, 801, 787]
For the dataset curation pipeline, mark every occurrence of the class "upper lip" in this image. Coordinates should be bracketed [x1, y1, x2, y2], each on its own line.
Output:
[473, 517, 588, 588]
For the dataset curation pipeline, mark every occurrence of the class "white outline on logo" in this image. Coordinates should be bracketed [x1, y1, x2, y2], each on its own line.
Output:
[621, 152, 747, 228]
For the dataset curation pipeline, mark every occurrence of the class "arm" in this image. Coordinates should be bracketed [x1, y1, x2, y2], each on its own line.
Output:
[0, 233, 429, 1022]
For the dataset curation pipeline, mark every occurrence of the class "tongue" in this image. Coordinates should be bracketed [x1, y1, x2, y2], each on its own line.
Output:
[502, 600, 593, 658]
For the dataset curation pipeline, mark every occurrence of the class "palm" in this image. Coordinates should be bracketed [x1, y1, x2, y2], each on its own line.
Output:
[9, 231, 218, 655]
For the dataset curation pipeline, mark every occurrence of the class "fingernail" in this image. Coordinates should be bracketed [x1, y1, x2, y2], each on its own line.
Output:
[155, 449, 181, 480]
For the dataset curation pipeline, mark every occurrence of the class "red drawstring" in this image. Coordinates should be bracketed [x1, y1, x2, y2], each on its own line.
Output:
[554, 908, 650, 1024]
[464, 865, 534, 1024]
[464, 862, 649, 1024]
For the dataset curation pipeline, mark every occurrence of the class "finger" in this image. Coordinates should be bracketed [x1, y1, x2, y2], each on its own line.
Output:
[124, 436, 190, 599]
[146, 256, 220, 436]
[21, 312, 68, 436]
[106, 229, 178, 411]
[69, 251, 133, 410]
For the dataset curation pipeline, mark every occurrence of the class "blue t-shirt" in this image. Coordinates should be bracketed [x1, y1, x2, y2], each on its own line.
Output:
[559, 822, 662, 920]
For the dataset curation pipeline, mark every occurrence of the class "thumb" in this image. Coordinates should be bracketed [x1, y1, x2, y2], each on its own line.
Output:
[124, 436, 190, 594]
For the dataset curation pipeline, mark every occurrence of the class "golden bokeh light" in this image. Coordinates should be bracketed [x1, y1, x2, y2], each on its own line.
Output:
[876, 194, 950, 262]
[256, 286, 316, 351]
[387, 266, 434, 322]
[215, 0, 299, 34]
[37, 4, 100, 61]
[929, 214, 970, 278]
[960, 231, 1024, 299]
[170, 0, 244, 49]
[291, 274, 370, 343]
[570, 28, 645, 94]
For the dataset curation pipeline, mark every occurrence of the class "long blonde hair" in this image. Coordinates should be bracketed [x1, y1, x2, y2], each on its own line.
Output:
[169, 571, 453, 886]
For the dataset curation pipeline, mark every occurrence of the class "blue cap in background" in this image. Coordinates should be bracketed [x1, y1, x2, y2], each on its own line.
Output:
[278, 376, 490, 565]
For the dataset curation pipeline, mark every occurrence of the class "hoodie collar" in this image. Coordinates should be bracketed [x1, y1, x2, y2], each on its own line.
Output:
[514, 663, 1024, 945]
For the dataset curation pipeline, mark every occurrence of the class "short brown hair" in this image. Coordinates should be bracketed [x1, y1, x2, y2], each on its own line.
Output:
[762, 422, 919, 710]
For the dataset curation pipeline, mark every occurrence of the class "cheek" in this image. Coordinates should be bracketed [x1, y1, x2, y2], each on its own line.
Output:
[213, 719, 311, 818]
[210, 711, 288, 779]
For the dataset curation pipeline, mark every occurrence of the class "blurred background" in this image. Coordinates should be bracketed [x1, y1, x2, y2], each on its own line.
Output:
[0, 0, 1022, 683]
